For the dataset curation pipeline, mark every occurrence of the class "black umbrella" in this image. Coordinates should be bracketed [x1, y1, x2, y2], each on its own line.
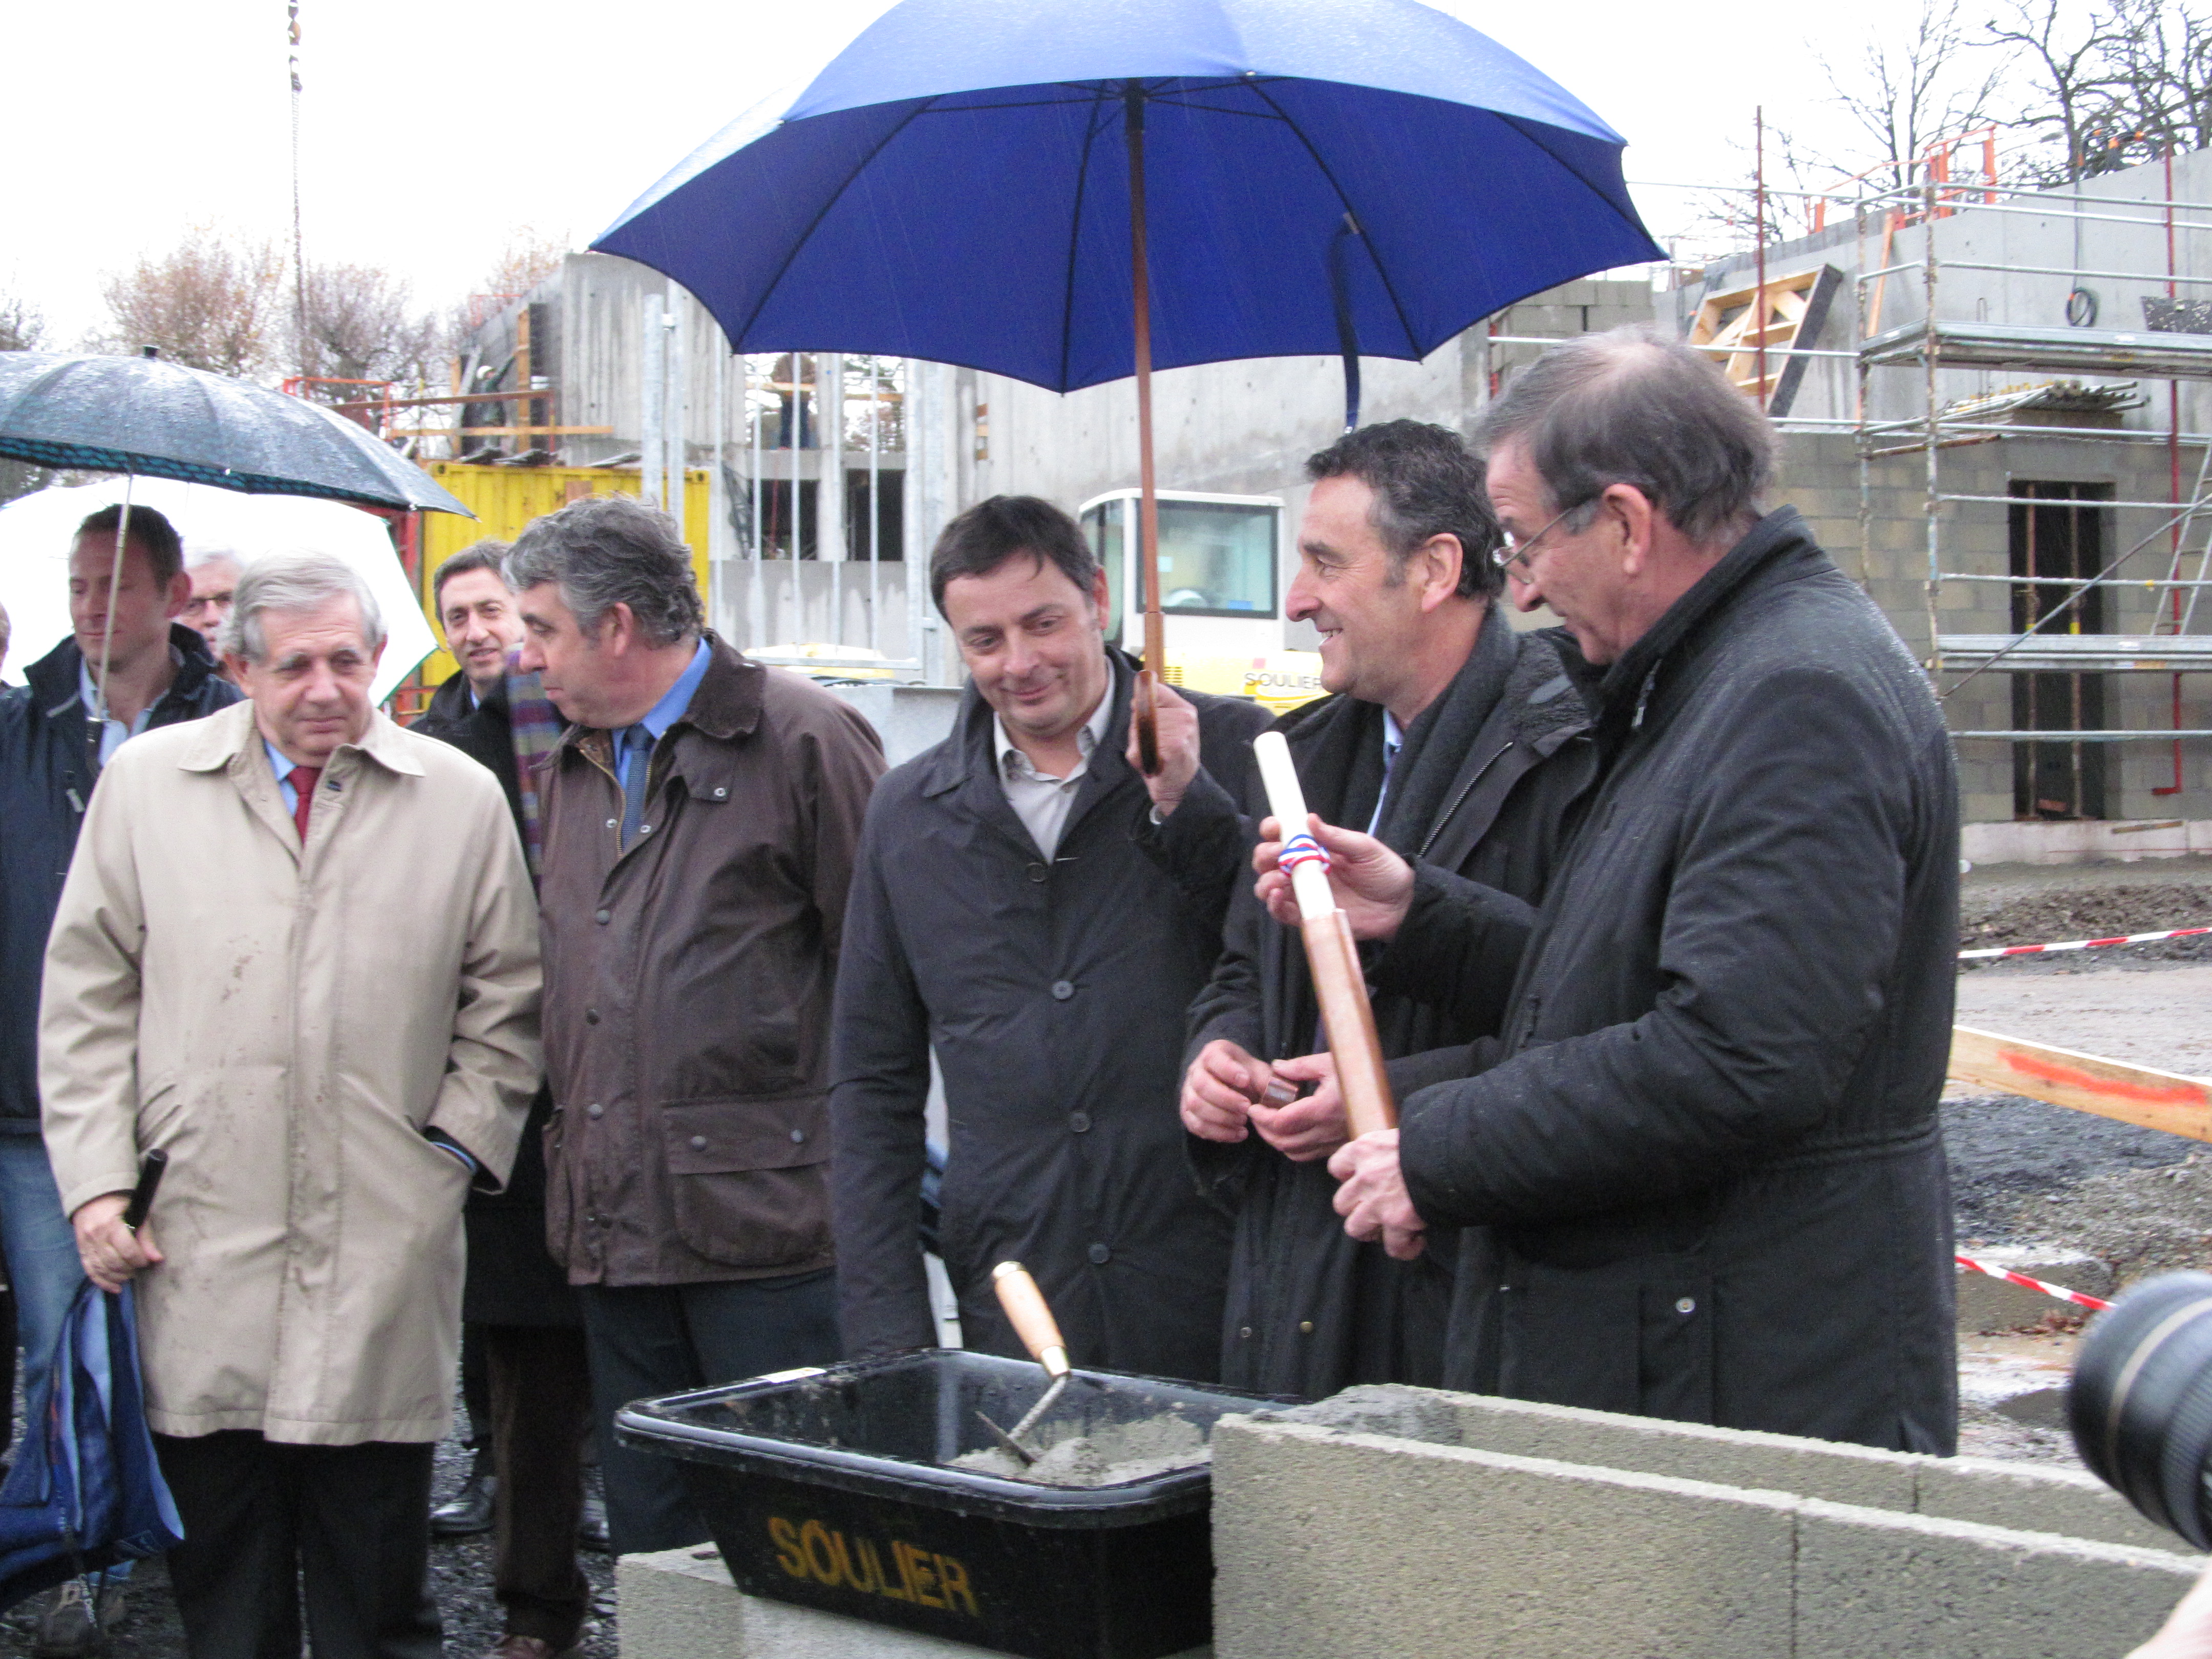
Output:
[0, 350, 471, 732]
[0, 352, 471, 516]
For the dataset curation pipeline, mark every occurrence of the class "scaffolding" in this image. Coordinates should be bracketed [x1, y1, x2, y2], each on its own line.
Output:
[1840, 168, 2212, 805]
[729, 351, 915, 666]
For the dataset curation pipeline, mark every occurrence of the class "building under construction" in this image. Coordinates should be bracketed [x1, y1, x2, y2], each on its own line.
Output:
[434, 142, 2212, 848]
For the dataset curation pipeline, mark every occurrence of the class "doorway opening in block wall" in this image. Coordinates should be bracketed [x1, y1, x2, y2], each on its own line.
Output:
[2009, 481, 2112, 820]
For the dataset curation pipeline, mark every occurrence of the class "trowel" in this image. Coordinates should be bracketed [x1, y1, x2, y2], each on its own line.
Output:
[977, 1260, 1071, 1464]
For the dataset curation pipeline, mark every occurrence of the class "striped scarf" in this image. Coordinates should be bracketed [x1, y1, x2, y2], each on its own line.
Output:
[505, 667, 566, 883]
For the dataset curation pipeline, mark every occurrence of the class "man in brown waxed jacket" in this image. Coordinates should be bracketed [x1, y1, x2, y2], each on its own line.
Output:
[508, 495, 884, 1556]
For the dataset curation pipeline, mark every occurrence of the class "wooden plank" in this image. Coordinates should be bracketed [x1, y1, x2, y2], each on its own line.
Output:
[321, 388, 551, 414]
[384, 425, 613, 437]
[1949, 1024, 2212, 1141]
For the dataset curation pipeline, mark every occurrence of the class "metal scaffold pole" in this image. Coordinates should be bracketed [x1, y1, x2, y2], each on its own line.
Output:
[640, 296, 665, 514]
[665, 284, 687, 545]
[750, 356, 767, 649]
[868, 359, 882, 652]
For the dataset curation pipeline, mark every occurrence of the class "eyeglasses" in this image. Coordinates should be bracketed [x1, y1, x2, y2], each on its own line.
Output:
[1491, 503, 1586, 576]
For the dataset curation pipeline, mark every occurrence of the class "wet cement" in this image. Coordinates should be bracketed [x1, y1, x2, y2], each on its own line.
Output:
[949, 1410, 1209, 1486]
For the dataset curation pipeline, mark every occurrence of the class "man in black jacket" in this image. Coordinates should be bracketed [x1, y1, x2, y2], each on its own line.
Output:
[1297, 328, 1958, 1452]
[833, 496, 1270, 1380]
[1181, 422, 1590, 1400]
[0, 503, 240, 1650]
[412, 541, 598, 1659]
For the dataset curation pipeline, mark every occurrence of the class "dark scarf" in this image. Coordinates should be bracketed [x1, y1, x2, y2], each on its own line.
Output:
[1368, 604, 1520, 857]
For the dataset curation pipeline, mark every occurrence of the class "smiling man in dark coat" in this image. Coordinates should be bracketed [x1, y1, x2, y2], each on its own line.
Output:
[1285, 327, 1958, 1452]
[1181, 421, 1591, 1400]
[832, 496, 1269, 1380]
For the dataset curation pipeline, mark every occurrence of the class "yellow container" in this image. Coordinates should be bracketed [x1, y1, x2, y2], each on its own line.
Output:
[416, 464, 711, 688]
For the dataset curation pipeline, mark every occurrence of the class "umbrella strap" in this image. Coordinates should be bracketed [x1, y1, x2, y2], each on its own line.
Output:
[1328, 216, 1365, 434]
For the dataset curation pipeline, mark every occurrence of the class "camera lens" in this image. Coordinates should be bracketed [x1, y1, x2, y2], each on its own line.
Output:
[2069, 1271, 2212, 1547]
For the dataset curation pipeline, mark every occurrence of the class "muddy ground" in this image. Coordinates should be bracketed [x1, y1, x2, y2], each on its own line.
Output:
[7, 856, 2211, 1649]
[1949, 857, 2212, 1467]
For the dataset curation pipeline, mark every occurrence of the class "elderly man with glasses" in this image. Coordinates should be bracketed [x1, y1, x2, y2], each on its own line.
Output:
[1257, 326, 1960, 1454]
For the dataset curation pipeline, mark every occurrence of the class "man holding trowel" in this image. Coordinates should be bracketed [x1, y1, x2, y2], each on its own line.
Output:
[832, 495, 1270, 1382]
[1180, 420, 1592, 1400]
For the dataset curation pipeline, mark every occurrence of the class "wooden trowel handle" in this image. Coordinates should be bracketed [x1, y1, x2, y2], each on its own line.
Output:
[991, 1261, 1071, 1378]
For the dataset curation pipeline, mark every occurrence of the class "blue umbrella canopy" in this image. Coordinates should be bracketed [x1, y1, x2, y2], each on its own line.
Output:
[0, 352, 472, 516]
[593, 0, 1664, 391]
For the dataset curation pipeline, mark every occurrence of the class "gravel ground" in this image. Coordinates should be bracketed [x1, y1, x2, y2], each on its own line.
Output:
[0, 1418, 619, 1658]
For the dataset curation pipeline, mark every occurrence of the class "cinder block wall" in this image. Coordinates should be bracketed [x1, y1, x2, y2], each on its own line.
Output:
[1210, 1387, 2201, 1659]
[1774, 431, 2212, 823]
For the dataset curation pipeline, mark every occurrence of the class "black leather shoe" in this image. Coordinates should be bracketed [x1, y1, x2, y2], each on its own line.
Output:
[577, 1490, 610, 1554]
[430, 1471, 497, 1536]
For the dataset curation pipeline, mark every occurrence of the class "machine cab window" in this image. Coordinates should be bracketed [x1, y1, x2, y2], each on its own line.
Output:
[1079, 492, 1280, 650]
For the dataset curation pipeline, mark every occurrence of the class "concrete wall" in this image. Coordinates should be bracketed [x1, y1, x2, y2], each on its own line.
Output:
[972, 279, 1656, 544]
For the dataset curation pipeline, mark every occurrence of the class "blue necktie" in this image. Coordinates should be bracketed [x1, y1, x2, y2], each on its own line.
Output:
[620, 726, 656, 846]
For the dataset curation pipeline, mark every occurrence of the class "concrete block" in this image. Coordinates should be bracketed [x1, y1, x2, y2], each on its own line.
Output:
[1417, 1389, 1916, 1514]
[1210, 1408, 2203, 1659]
[1916, 1457, 2183, 1554]
[617, 1546, 1214, 1659]
[1211, 1419, 1796, 1659]
[1794, 1498, 2197, 1657]
[1304, 1387, 2183, 1556]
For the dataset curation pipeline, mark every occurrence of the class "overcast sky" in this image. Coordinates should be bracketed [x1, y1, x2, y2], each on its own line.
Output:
[6, 0, 1972, 350]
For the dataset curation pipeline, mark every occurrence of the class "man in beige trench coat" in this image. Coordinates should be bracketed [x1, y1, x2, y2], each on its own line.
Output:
[39, 551, 542, 1659]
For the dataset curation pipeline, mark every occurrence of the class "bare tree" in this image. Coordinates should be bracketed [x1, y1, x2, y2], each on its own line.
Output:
[478, 226, 570, 303]
[291, 262, 440, 391]
[97, 228, 285, 378]
[0, 293, 51, 505]
[1822, 0, 2009, 194]
[0, 294, 42, 353]
[2087, 0, 2212, 165]
[1990, 0, 2211, 182]
[1987, 0, 2128, 181]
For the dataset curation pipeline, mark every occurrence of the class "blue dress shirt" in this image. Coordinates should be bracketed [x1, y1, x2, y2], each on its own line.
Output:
[616, 638, 712, 792]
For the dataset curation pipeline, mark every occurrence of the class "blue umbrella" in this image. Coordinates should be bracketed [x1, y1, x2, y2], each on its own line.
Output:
[593, 0, 1662, 754]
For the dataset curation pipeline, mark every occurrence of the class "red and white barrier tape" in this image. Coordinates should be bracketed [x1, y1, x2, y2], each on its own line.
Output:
[1956, 1252, 2111, 1312]
[1959, 925, 2212, 962]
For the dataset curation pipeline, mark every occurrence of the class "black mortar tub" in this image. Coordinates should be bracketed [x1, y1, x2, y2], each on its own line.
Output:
[615, 1350, 1275, 1659]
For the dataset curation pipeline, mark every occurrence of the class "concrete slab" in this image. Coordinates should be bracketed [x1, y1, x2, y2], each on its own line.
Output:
[616, 1545, 1213, 1659]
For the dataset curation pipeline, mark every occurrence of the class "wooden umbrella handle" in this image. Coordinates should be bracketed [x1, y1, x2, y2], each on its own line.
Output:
[991, 1262, 1071, 1378]
[1135, 670, 1161, 775]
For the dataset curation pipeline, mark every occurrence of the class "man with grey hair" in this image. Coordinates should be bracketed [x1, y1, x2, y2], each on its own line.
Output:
[510, 494, 883, 1555]
[41, 549, 542, 1654]
[1266, 326, 1960, 1452]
